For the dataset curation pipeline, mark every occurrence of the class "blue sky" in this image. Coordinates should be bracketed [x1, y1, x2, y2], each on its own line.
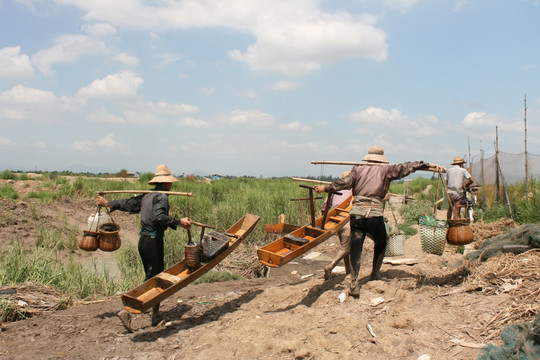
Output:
[1, 0, 539, 177]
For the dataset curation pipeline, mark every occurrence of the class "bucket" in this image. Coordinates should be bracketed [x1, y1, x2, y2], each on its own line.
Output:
[98, 223, 121, 252]
[185, 242, 201, 270]
[446, 219, 474, 246]
[88, 212, 112, 232]
[386, 234, 406, 257]
[79, 230, 99, 251]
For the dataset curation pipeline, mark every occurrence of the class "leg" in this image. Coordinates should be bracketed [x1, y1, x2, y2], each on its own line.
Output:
[349, 217, 368, 296]
[324, 222, 351, 280]
[138, 235, 166, 326]
[367, 217, 388, 281]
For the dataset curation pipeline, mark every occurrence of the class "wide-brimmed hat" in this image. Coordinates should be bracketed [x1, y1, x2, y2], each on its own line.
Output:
[451, 156, 465, 165]
[342, 171, 351, 178]
[148, 164, 178, 185]
[362, 145, 389, 164]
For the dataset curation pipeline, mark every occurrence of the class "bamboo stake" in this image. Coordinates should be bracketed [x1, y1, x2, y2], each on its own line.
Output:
[96, 190, 193, 197]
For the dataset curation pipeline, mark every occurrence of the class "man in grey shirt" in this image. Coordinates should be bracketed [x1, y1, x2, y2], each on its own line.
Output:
[446, 156, 474, 220]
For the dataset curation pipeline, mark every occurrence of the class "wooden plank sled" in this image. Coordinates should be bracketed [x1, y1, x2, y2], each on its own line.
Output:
[121, 213, 260, 313]
[257, 194, 352, 268]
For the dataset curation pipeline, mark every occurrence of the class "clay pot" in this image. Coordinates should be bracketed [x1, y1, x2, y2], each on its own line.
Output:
[446, 219, 474, 246]
[79, 230, 99, 252]
[98, 223, 121, 252]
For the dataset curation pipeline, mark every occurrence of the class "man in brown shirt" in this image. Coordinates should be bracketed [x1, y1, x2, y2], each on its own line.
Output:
[315, 145, 445, 297]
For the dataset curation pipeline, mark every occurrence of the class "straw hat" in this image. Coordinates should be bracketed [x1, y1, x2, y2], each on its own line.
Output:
[148, 164, 178, 185]
[362, 145, 389, 164]
[342, 171, 350, 178]
[451, 156, 465, 165]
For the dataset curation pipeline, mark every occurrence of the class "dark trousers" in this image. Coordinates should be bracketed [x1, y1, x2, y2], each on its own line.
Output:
[138, 234, 164, 281]
[350, 216, 387, 282]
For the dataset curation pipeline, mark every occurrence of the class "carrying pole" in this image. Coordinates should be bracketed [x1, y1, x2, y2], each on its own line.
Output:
[311, 161, 445, 173]
[97, 190, 193, 197]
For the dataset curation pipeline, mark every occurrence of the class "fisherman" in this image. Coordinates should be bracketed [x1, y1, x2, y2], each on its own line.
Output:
[321, 171, 352, 280]
[96, 164, 192, 332]
[315, 145, 446, 297]
[445, 156, 474, 220]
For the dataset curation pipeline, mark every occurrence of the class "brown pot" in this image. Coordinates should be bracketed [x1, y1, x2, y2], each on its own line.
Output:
[98, 223, 121, 252]
[446, 219, 474, 246]
[79, 230, 99, 252]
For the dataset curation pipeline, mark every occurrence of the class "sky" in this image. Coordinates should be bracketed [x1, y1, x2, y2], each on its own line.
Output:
[1, 0, 539, 178]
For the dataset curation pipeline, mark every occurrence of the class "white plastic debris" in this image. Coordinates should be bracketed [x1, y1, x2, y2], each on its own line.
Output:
[338, 292, 347, 303]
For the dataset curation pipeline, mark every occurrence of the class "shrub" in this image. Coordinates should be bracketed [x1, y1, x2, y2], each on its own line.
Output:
[0, 184, 19, 200]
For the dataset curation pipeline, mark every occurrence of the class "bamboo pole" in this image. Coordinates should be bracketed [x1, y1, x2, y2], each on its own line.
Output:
[290, 177, 331, 184]
[96, 190, 193, 197]
[310, 161, 445, 173]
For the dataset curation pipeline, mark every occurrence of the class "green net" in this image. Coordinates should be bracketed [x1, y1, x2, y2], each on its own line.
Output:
[478, 313, 540, 360]
[465, 224, 540, 262]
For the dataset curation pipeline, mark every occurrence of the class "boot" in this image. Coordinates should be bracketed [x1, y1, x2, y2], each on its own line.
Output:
[151, 305, 164, 327]
[118, 310, 133, 333]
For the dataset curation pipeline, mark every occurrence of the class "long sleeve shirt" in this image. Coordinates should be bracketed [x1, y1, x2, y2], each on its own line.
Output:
[108, 191, 181, 235]
[327, 161, 429, 217]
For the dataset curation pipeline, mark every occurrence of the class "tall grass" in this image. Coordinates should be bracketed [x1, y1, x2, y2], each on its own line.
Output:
[0, 243, 120, 299]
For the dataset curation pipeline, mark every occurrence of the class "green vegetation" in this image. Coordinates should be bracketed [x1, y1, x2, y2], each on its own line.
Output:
[0, 171, 538, 319]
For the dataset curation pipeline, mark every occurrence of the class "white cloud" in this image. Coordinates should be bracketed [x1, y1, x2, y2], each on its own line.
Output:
[349, 106, 440, 137]
[53, 1, 388, 77]
[278, 121, 312, 132]
[124, 110, 162, 125]
[202, 87, 216, 95]
[220, 109, 276, 127]
[453, 0, 472, 13]
[80, 23, 117, 37]
[114, 52, 140, 67]
[77, 71, 143, 99]
[32, 34, 108, 76]
[71, 133, 130, 153]
[0, 47, 34, 78]
[269, 80, 300, 91]
[462, 111, 522, 133]
[86, 108, 125, 124]
[178, 117, 211, 128]
[0, 137, 14, 146]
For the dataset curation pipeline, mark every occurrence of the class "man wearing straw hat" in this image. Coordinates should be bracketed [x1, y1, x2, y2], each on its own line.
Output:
[315, 145, 445, 297]
[446, 156, 474, 220]
[96, 164, 192, 332]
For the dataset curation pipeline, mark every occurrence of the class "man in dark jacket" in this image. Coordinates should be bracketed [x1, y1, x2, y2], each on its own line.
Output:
[315, 145, 445, 297]
[96, 164, 192, 331]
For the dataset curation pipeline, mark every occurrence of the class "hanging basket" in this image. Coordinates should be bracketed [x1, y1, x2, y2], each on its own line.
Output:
[419, 220, 447, 255]
[98, 223, 121, 252]
[386, 234, 406, 257]
[446, 218, 474, 246]
[79, 230, 99, 252]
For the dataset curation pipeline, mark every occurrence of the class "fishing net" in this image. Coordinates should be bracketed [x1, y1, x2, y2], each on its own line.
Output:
[465, 224, 540, 262]
[478, 313, 540, 360]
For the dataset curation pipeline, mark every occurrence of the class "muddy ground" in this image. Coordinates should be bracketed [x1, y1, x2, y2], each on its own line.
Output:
[0, 178, 535, 360]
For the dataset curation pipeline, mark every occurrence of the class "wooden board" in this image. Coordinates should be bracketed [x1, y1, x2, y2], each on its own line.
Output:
[257, 195, 352, 268]
[121, 214, 260, 313]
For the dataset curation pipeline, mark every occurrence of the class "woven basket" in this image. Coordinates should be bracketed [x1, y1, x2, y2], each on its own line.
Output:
[420, 220, 447, 255]
[386, 234, 406, 257]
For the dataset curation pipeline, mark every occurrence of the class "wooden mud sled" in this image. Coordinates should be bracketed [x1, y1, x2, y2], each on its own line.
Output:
[121, 213, 260, 313]
[257, 182, 352, 268]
